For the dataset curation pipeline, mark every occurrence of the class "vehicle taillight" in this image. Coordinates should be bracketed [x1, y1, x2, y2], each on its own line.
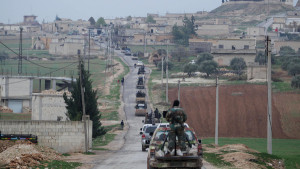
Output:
[142, 134, 145, 138]
[198, 144, 202, 155]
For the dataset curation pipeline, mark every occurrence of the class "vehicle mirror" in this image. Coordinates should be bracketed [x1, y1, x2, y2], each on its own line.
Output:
[140, 132, 143, 135]
[149, 132, 153, 136]
[163, 111, 167, 118]
[140, 128, 142, 131]
[198, 139, 202, 144]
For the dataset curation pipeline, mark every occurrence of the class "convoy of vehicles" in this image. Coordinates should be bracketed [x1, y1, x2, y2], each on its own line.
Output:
[119, 47, 203, 168]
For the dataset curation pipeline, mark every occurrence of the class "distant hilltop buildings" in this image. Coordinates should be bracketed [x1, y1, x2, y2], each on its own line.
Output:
[225, 0, 293, 6]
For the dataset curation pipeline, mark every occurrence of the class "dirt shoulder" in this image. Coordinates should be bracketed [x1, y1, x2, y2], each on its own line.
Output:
[203, 144, 284, 169]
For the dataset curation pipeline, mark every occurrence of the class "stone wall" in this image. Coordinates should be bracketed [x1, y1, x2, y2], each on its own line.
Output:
[0, 120, 92, 153]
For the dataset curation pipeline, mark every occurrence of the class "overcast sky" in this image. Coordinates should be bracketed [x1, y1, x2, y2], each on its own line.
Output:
[0, 0, 298, 24]
[0, 0, 222, 24]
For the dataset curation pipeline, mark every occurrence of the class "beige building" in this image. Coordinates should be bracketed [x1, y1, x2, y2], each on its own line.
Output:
[247, 27, 265, 37]
[196, 25, 229, 36]
[31, 92, 69, 121]
[0, 76, 33, 113]
[225, 0, 293, 6]
[189, 38, 218, 54]
[49, 36, 84, 56]
[132, 33, 172, 45]
[273, 17, 286, 31]
[274, 41, 300, 54]
[247, 63, 267, 81]
[42, 19, 90, 34]
[212, 38, 256, 66]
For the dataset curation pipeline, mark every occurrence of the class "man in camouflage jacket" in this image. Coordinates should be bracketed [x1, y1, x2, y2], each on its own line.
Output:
[166, 100, 187, 155]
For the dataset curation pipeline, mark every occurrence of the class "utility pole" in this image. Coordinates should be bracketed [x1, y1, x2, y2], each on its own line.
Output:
[111, 26, 114, 77]
[166, 42, 169, 103]
[268, 0, 270, 16]
[161, 55, 164, 88]
[78, 50, 88, 153]
[144, 33, 146, 57]
[215, 76, 219, 145]
[266, 36, 272, 154]
[178, 80, 181, 101]
[18, 27, 23, 74]
[88, 28, 91, 73]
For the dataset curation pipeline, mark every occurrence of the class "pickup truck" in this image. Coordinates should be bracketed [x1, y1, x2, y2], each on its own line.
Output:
[147, 127, 203, 169]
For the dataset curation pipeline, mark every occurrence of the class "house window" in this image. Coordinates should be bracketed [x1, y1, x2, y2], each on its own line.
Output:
[140, 39, 142, 42]
[219, 45, 224, 49]
[244, 45, 249, 49]
[232, 45, 236, 50]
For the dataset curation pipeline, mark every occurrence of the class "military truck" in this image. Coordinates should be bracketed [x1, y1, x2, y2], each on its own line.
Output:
[136, 76, 145, 89]
[138, 65, 145, 75]
[136, 91, 146, 102]
[135, 101, 147, 116]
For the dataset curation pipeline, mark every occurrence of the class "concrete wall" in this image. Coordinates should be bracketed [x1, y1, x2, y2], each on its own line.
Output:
[247, 64, 267, 80]
[215, 39, 256, 50]
[49, 42, 83, 56]
[0, 77, 32, 111]
[0, 120, 92, 153]
[247, 27, 265, 36]
[0, 77, 32, 98]
[31, 93, 68, 121]
[196, 25, 229, 36]
[213, 54, 256, 66]
[274, 41, 300, 54]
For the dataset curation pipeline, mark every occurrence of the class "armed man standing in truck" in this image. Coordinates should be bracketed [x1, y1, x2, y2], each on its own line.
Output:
[166, 100, 187, 156]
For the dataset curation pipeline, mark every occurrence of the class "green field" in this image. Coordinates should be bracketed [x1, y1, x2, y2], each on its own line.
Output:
[203, 137, 300, 169]
[0, 58, 107, 91]
[0, 112, 31, 120]
[0, 39, 53, 58]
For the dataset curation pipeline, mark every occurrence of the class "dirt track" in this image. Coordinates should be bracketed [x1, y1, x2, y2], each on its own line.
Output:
[169, 84, 300, 139]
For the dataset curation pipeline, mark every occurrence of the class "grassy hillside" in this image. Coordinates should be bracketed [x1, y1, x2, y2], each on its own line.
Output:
[211, 3, 294, 16]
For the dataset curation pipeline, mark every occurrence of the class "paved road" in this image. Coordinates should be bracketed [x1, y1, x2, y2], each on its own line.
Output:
[94, 51, 149, 169]
[93, 47, 215, 169]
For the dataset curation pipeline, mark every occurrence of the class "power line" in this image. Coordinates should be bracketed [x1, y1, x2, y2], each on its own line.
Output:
[0, 61, 78, 86]
[0, 40, 60, 69]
